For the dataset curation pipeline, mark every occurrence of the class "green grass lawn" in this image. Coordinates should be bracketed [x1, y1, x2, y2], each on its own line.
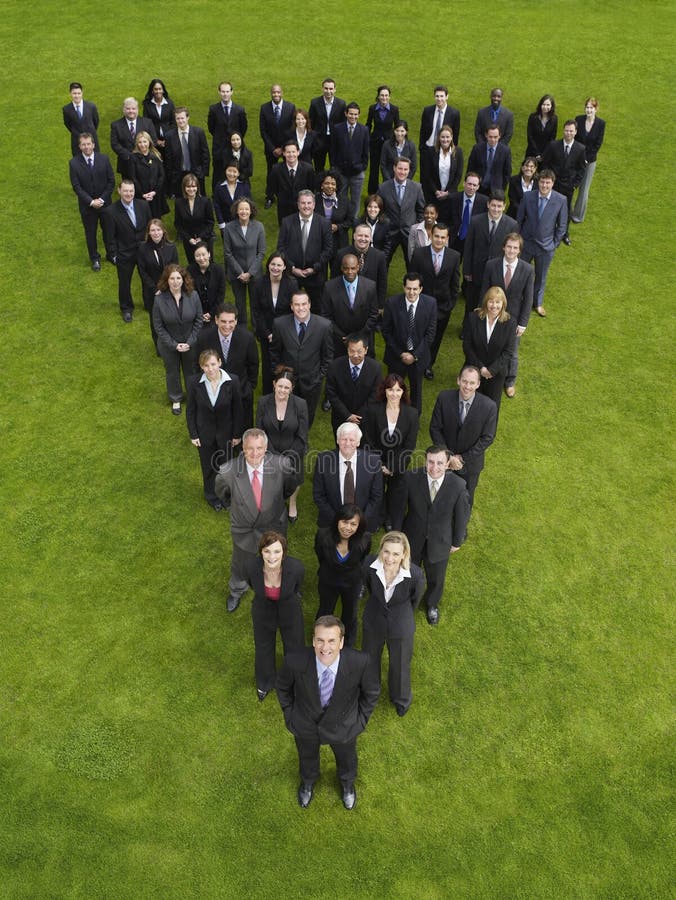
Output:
[0, 2, 673, 897]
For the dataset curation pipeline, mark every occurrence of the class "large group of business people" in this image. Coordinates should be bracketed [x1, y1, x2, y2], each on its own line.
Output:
[65, 76, 605, 810]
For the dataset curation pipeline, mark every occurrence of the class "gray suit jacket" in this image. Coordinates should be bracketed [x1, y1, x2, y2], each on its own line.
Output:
[517, 190, 567, 254]
[481, 257, 534, 328]
[215, 452, 295, 553]
[377, 178, 425, 239]
[222, 219, 266, 280]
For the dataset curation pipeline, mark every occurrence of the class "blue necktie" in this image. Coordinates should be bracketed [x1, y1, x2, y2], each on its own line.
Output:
[351, 365, 359, 381]
[459, 197, 471, 240]
[320, 667, 334, 708]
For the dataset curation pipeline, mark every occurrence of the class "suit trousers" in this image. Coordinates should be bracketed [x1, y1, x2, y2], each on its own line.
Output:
[227, 277, 254, 327]
[383, 473, 407, 531]
[430, 308, 452, 368]
[294, 735, 358, 789]
[411, 548, 450, 612]
[522, 249, 554, 309]
[387, 234, 410, 269]
[361, 626, 413, 712]
[157, 343, 196, 402]
[143, 286, 160, 348]
[115, 256, 139, 312]
[316, 577, 363, 648]
[197, 440, 232, 502]
[572, 160, 596, 222]
[251, 596, 304, 692]
[230, 544, 257, 599]
[296, 382, 322, 429]
[505, 333, 522, 386]
[457, 471, 480, 508]
[79, 206, 105, 261]
[344, 172, 365, 224]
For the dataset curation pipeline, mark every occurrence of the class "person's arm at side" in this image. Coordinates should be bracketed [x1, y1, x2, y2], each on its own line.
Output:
[356, 652, 381, 727]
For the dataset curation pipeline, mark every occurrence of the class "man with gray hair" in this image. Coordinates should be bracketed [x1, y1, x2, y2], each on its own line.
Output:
[312, 422, 383, 532]
[215, 428, 296, 612]
[110, 97, 157, 177]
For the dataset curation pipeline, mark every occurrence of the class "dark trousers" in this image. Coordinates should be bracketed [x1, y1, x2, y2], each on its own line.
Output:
[115, 255, 139, 312]
[316, 578, 363, 647]
[367, 140, 384, 195]
[259, 339, 275, 395]
[312, 136, 330, 173]
[197, 440, 232, 502]
[522, 249, 554, 309]
[361, 625, 413, 713]
[78, 205, 105, 260]
[457, 471, 480, 508]
[479, 373, 505, 415]
[228, 277, 255, 327]
[386, 233, 409, 269]
[412, 549, 450, 611]
[383, 473, 407, 531]
[157, 343, 196, 402]
[251, 597, 304, 692]
[505, 333, 522, 387]
[294, 735, 358, 789]
[296, 382, 322, 428]
[142, 285, 159, 347]
[430, 308, 452, 367]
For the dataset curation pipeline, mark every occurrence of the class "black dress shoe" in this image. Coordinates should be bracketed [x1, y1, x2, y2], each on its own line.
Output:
[321, 399, 331, 412]
[208, 499, 223, 511]
[122, 311, 133, 323]
[424, 368, 434, 380]
[384, 521, 393, 532]
[226, 595, 241, 613]
[297, 783, 314, 808]
[91, 259, 101, 271]
[395, 704, 408, 717]
[171, 402, 181, 416]
[257, 689, 269, 703]
[427, 606, 439, 625]
[342, 787, 356, 810]
[562, 234, 571, 245]
[264, 198, 274, 209]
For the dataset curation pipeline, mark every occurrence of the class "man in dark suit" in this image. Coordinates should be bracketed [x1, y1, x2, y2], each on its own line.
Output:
[462, 190, 518, 331]
[419, 85, 461, 187]
[325, 332, 383, 433]
[377, 157, 425, 266]
[164, 107, 211, 197]
[215, 428, 295, 612]
[207, 81, 248, 192]
[277, 614, 380, 810]
[63, 82, 99, 155]
[473, 88, 514, 145]
[308, 78, 346, 171]
[331, 102, 370, 223]
[270, 289, 333, 426]
[69, 132, 115, 270]
[429, 365, 497, 506]
[103, 179, 152, 321]
[382, 272, 437, 414]
[195, 302, 259, 428]
[516, 169, 567, 316]
[466, 125, 512, 196]
[540, 120, 586, 245]
[313, 422, 383, 533]
[110, 97, 157, 178]
[481, 232, 534, 398]
[321, 254, 379, 357]
[402, 446, 471, 624]
[259, 84, 296, 205]
[276, 190, 333, 307]
[267, 141, 316, 224]
[448, 173, 488, 256]
[410, 223, 461, 379]
[335, 225, 388, 311]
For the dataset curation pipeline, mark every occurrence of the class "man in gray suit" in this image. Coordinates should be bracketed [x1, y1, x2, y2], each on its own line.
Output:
[215, 428, 296, 612]
[516, 169, 567, 317]
[377, 157, 425, 266]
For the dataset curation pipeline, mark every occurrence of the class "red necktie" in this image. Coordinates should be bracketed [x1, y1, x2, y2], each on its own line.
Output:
[251, 469, 262, 510]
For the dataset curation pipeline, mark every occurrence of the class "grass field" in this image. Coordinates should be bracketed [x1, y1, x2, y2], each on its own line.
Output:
[0, 2, 673, 897]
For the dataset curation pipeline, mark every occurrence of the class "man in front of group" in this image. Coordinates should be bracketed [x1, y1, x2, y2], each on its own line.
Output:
[215, 428, 295, 613]
[516, 169, 567, 317]
[481, 232, 534, 398]
[308, 78, 346, 171]
[270, 289, 333, 426]
[69, 132, 114, 270]
[403, 446, 470, 625]
[276, 614, 380, 810]
[103, 179, 152, 322]
[165, 107, 211, 197]
[382, 272, 436, 414]
[429, 364, 497, 507]
[325, 332, 383, 433]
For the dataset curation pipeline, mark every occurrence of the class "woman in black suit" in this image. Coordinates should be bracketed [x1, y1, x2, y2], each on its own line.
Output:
[525, 94, 558, 161]
[137, 218, 179, 345]
[286, 108, 317, 166]
[256, 366, 308, 522]
[366, 85, 400, 194]
[221, 131, 254, 184]
[363, 373, 419, 532]
[213, 162, 251, 230]
[572, 97, 606, 223]
[421, 125, 463, 223]
[244, 532, 305, 702]
[174, 173, 214, 265]
[187, 242, 226, 323]
[152, 264, 204, 414]
[506, 157, 537, 218]
[379, 119, 417, 182]
[251, 253, 299, 393]
[142, 78, 175, 154]
[362, 531, 424, 717]
[315, 170, 350, 265]
[358, 194, 392, 258]
[463, 286, 517, 412]
[131, 131, 169, 218]
[314, 503, 372, 648]
[186, 348, 243, 509]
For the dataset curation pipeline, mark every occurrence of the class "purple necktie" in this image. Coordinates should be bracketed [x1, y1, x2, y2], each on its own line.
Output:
[320, 667, 334, 708]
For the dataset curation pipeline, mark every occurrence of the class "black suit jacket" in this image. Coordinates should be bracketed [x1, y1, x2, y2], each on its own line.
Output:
[309, 96, 347, 148]
[410, 245, 461, 314]
[142, 98, 176, 142]
[366, 103, 400, 145]
[402, 468, 470, 562]
[325, 356, 383, 434]
[110, 117, 157, 175]
[185, 372, 243, 447]
[313, 449, 383, 532]
[574, 116, 605, 163]
[419, 104, 461, 148]
[474, 106, 514, 145]
[321, 275, 379, 352]
[103, 198, 152, 261]
[164, 126, 211, 186]
[187, 262, 226, 319]
[259, 100, 296, 156]
[256, 393, 309, 460]
[362, 555, 424, 640]
[429, 389, 497, 475]
[277, 214, 333, 287]
[331, 122, 369, 175]
[466, 141, 512, 193]
[362, 402, 419, 476]
[63, 100, 100, 155]
[481, 257, 534, 328]
[463, 213, 519, 283]
[421, 148, 464, 201]
[152, 290, 203, 349]
[174, 196, 215, 243]
[268, 161, 316, 219]
[69, 153, 114, 211]
[208, 102, 248, 158]
[540, 140, 586, 195]
[463, 312, 517, 377]
[252, 274, 299, 341]
[277, 646, 380, 745]
[138, 240, 179, 292]
[335, 245, 388, 309]
[382, 293, 437, 370]
[448, 191, 489, 241]
[194, 323, 259, 403]
[526, 112, 558, 159]
[270, 313, 333, 394]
